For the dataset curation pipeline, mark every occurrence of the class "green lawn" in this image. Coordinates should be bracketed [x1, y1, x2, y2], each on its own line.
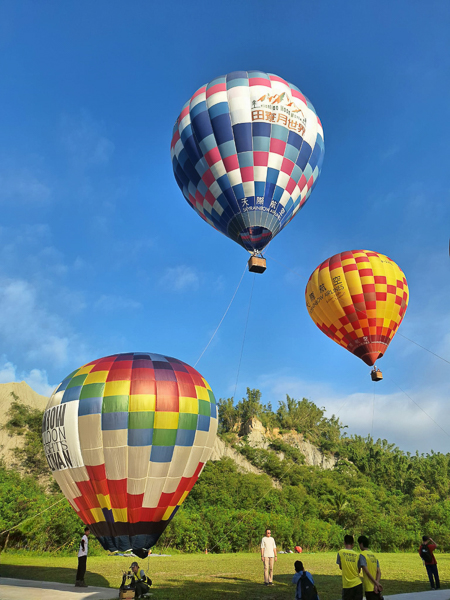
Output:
[1, 551, 449, 600]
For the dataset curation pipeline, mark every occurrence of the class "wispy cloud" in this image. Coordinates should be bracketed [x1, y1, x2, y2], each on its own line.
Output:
[159, 265, 200, 292]
[94, 294, 142, 312]
[0, 167, 51, 204]
[61, 110, 115, 168]
[0, 223, 74, 282]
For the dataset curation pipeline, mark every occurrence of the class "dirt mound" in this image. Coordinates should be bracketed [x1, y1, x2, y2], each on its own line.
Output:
[0, 381, 49, 467]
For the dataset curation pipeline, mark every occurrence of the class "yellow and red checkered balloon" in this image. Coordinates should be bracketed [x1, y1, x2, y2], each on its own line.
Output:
[305, 250, 408, 366]
[42, 352, 218, 557]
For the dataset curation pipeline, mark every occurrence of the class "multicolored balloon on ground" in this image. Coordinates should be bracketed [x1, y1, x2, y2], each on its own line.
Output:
[42, 352, 218, 557]
[171, 70, 325, 255]
[305, 250, 409, 366]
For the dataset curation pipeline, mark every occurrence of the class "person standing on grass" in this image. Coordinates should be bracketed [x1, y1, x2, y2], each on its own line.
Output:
[261, 528, 277, 586]
[357, 535, 383, 599]
[419, 535, 440, 590]
[75, 526, 90, 587]
[336, 534, 363, 600]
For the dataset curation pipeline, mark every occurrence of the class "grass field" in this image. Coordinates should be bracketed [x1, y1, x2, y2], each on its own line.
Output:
[1, 551, 449, 599]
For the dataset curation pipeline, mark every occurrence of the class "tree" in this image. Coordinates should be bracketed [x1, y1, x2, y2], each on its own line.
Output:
[236, 388, 262, 423]
[218, 398, 238, 433]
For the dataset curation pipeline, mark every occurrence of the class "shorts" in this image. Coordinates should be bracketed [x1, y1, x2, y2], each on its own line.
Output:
[343, 583, 363, 600]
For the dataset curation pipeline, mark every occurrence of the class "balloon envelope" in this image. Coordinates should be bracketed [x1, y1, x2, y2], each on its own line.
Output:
[305, 250, 409, 366]
[171, 70, 325, 254]
[42, 352, 218, 557]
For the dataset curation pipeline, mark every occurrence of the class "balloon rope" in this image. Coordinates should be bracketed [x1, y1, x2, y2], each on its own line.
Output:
[207, 447, 300, 554]
[397, 333, 450, 366]
[231, 273, 255, 401]
[194, 263, 247, 368]
[372, 382, 375, 439]
[385, 374, 450, 438]
[0, 497, 65, 537]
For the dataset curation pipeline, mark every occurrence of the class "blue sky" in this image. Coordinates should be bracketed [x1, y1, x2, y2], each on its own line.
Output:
[0, 1, 449, 453]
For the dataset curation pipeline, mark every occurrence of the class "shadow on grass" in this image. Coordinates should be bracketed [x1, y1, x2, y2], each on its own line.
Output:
[150, 573, 342, 600]
[0, 563, 110, 588]
[0, 564, 447, 600]
[148, 573, 449, 600]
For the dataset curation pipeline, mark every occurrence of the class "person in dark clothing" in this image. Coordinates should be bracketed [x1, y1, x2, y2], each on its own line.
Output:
[75, 526, 90, 587]
[292, 560, 319, 600]
[419, 535, 440, 590]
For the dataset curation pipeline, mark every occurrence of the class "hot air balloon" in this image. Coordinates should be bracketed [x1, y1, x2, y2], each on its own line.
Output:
[41, 352, 218, 557]
[305, 250, 408, 375]
[171, 70, 325, 273]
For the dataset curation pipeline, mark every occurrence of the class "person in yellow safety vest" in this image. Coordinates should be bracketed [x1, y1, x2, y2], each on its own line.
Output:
[358, 535, 383, 600]
[357, 536, 383, 600]
[129, 561, 152, 598]
[336, 535, 363, 600]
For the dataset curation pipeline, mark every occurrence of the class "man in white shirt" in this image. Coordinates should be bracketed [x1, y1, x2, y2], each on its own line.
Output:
[261, 528, 277, 585]
[75, 526, 90, 587]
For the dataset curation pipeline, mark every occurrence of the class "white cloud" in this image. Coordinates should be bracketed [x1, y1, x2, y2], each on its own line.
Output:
[25, 368, 56, 397]
[0, 277, 79, 367]
[0, 359, 17, 383]
[259, 371, 450, 455]
[159, 266, 200, 292]
[0, 357, 55, 396]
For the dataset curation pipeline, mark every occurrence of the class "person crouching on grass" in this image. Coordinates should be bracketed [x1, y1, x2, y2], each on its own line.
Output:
[292, 560, 319, 600]
[127, 562, 152, 598]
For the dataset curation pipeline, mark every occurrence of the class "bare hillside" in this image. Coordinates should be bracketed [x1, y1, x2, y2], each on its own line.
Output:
[0, 381, 49, 467]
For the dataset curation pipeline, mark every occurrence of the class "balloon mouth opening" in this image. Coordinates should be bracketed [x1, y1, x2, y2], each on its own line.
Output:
[359, 351, 384, 367]
[132, 547, 150, 559]
[239, 227, 273, 252]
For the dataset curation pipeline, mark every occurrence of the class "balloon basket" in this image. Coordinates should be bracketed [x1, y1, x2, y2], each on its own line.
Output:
[371, 368, 383, 382]
[248, 256, 266, 274]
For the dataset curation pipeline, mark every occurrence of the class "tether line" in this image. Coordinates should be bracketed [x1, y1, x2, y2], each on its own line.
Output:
[232, 273, 256, 401]
[0, 497, 65, 537]
[397, 333, 450, 366]
[194, 262, 247, 368]
[385, 374, 450, 439]
[372, 382, 375, 438]
[208, 443, 300, 553]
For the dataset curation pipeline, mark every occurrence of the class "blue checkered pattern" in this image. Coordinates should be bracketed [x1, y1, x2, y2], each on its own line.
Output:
[171, 70, 325, 254]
